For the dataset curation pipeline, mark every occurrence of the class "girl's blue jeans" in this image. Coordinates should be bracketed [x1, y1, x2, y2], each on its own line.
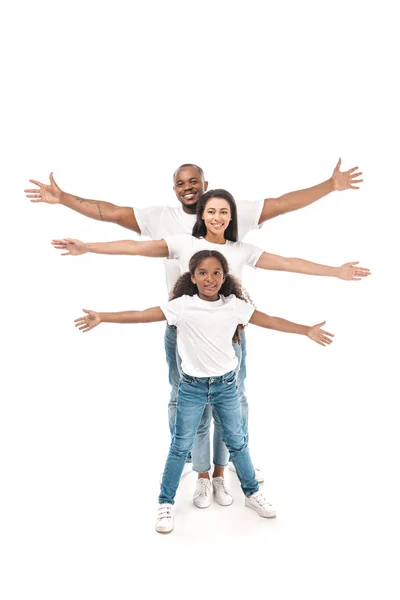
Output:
[159, 370, 259, 504]
[164, 325, 249, 472]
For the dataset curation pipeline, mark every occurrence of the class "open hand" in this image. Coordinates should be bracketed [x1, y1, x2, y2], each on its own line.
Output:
[52, 238, 86, 256]
[74, 309, 101, 332]
[331, 158, 363, 191]
[307, 321, 334, 346]
[338, 262, 371, 281]
[25, 172, 63, 204]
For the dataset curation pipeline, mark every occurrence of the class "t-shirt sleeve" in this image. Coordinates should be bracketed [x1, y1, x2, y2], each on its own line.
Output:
[134, 206, 162, 237]
[236, 297, 256, 326]
[160, 296, 185, 326]
[241, 241, 264, 268]
[163, 234, 189, 260]
[236, 200, 264, 238]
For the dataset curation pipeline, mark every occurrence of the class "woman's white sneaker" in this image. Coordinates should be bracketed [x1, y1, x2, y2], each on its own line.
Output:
[245, 492, 276, 518]
[155, 503, 174, 533]
[228, 461, 264, 483]
[212, 477, 234, 506]
[193, 478, 212, 508]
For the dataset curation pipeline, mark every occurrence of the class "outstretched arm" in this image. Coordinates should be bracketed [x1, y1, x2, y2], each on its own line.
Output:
[249, 310, 334, 347]
[255, 251, 371, 281]
[74, 307, 166, 332]
[25, 173, 140, 232]
[258, 158, 363, 224]
[52, 238, 169, 257]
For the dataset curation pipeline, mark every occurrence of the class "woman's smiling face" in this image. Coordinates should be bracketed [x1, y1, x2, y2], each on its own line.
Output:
[201, 197, 232, 236]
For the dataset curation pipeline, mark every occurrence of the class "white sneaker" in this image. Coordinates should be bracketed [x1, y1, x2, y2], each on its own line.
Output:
[155, 503, 174, 533]
[228, 461, 264, 483]
[245, 492, 276, 518]
[159, 462, 192, 485]
[212, 477, 234, 506]
[193, 477, 212, 508]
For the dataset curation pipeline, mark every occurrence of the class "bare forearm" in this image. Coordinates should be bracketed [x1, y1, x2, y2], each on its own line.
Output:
[278, 179, 334, 214]
[60, 191, 119, 222]
[85, 240, 140, 255]
[99, 307, 165, 324]
[250, 311, 309, 336]
[279, 256, 339, 278]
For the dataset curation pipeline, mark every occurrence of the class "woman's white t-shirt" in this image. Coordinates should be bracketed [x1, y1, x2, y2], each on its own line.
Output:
[160, 294, 256, 377]
[164, 234, 264, 283]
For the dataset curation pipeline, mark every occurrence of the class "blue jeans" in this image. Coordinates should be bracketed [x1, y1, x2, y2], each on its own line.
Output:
[159, 371, 259, 504]
[164, 326, 249, 472]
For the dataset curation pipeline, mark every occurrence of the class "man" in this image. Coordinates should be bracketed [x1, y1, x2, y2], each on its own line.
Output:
[25, 159, 363, 508]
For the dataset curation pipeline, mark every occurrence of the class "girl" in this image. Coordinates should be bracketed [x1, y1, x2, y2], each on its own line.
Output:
[74, 250, 335, 533]
[53, 189, 370, 508]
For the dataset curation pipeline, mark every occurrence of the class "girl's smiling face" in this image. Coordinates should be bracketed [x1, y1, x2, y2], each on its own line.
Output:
[202, 198, 232, 237]
[191, 257, 225, 301]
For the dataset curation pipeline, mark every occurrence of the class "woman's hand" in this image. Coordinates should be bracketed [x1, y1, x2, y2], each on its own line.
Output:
[52, 238, 87, 256]
[338, 261, 371, 280]
[307, 321, 334, 346]
[74, 309, 101, 332]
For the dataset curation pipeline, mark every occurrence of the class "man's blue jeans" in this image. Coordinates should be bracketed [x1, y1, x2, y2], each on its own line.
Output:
[164, 325, 249, 472]
[159, 371, 259, 504]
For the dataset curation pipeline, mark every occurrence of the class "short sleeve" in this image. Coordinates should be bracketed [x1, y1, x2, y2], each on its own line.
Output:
[164, 234, 189, 260]
[240, 241, 264, 268]
[160, 296, 185, 326]
[236, 298, 256, 326]
[134, 206, 161, 237]
[236, 200, 264, 239]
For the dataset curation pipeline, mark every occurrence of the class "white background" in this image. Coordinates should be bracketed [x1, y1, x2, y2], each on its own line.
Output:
[1, 1, 399, 599]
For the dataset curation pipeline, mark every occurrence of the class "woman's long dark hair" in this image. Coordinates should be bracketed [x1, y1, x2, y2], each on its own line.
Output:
[192, 189, 239, 242]
[170, 250, 254, 344]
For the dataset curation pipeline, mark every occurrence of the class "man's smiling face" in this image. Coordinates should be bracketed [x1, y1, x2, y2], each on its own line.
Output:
[173, 165, 208, 213]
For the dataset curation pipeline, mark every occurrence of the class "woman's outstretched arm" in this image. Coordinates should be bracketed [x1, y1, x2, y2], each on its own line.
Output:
[255, 251, 370, 281]
[52, 238, 168, 257]
[249, 310, 334, 347]
[74, 307, 166, 332]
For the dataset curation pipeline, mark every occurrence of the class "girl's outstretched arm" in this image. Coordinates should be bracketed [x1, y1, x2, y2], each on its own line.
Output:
[74, 307, 166, 332]
[255, 251, 370, 281]
[249, 310, 334, 347]
[52, 238, 168, 257]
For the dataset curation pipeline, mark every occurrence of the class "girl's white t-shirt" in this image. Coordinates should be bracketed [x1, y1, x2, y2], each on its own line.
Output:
[160, 294, 256, 377]
[164, 235, 264, 283]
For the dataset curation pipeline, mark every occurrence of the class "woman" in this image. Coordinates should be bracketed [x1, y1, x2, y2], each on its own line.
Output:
[53, 189, 370, 508]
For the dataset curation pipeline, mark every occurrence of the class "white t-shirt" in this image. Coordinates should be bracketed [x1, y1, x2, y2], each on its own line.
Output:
[164, 235, 264, 284]
[135, 201, 263, 294]
[161, 294, 256, 377]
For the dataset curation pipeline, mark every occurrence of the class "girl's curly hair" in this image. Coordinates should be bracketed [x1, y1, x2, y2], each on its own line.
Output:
[170, 250, 254, 344]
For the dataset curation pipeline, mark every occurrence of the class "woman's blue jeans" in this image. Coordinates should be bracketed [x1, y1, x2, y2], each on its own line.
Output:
[164, 326, 249, 472]
[159, 371, 259, 504]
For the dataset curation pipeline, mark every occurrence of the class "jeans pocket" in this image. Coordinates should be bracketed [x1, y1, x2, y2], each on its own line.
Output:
[223, 371, 237, 386]
[181, 373, 195, 385]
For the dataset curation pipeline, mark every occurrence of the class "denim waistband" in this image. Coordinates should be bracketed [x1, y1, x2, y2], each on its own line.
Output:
[181, 370, 235, 384]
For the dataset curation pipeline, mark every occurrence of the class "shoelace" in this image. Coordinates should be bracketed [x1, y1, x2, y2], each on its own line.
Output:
[157, 505, 172, 519]
[253, 492, 270, 507]
[194, 478, 210, 498]
[214, 478, 230, 495]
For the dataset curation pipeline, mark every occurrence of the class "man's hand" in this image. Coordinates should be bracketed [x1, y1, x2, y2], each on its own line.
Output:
[307, 321, 334, 346]
[74, 309, 101, 333]
[331, 158, 363, 191]
[52, 238, 87, 256]
[338, 261, 371, 281]
[25, 172, 63, 204]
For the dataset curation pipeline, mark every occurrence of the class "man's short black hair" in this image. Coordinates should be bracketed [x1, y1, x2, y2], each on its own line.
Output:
[173, 164, 204, 181]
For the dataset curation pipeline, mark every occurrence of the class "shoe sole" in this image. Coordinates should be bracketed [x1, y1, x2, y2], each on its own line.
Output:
[193, 500, 212, 509]
[245, 502, 276, 519]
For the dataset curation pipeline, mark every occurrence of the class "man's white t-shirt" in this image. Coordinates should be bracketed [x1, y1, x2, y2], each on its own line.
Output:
[160, 294, 256, 377]
[135, 201, 263, 294]
[164, 235, 264, 283]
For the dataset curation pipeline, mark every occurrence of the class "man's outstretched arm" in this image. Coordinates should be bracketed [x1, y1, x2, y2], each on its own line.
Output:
[25, 173, 140, 233]
[258, 158, 363, 224]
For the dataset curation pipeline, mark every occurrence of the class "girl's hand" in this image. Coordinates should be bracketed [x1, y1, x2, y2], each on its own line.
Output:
[52, 238, 87, 256]
[307, 321, 334, 346]
[338, 261, 371, 280]
[74, 309, 101, 332]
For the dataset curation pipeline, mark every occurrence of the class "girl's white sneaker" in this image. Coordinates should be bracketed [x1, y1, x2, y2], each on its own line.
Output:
[245, 492, 276, 518]
[155, 503, 174, 533]
[212, 477, 234, 506]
